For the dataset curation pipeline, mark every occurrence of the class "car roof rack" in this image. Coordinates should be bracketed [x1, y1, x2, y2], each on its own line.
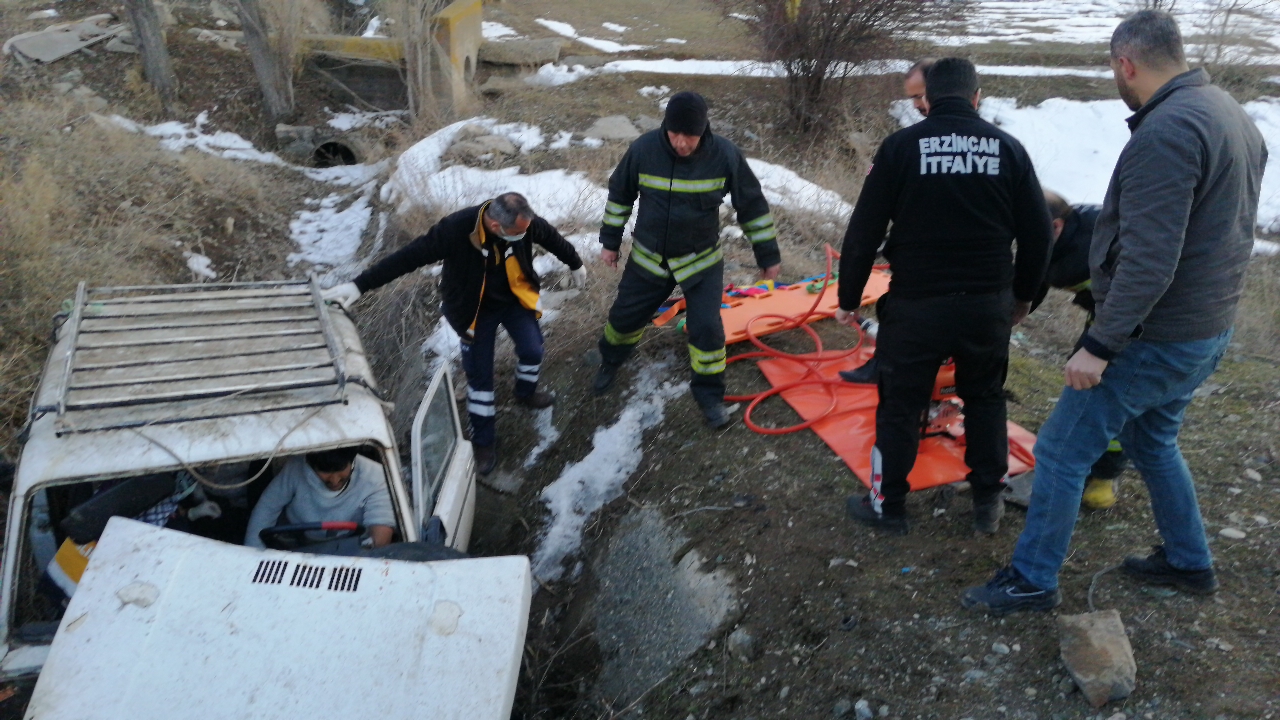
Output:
[37, 278, 351, 435]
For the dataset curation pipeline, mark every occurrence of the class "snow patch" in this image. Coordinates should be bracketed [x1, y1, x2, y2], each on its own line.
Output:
[288, 181, 377, 268]
[526, 62, 597, 86]
[601, 22, 628, 33]
[523, 408, 562, 469]
[482, 21, 519, 40]
[418, 166, 606, 226]
[534, 18, 577, 37]
[743, 159, 852, 219]
[325, 108, 405, 131]
[183, 252, 216, 279]
[638, 85, 670, 98]
[1244, 98, 1280, 233]
[361, 16, 385, 37]
[1255, 239, 1280, 257]
[531, 364, 688, 582]
[421, 318, 462, 362]
[548, 130, 573, 149]
[728, 12, 757, 21]
[534, 17, 651, 53]
[664, 38, 687, 44]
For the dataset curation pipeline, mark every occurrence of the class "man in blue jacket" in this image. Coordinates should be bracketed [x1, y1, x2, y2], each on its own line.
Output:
[963, 11, 1267, 615]
[592, 92, 781, 428]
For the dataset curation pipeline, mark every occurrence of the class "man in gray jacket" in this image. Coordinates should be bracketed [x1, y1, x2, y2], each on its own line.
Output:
[962, 10, 1267, 615]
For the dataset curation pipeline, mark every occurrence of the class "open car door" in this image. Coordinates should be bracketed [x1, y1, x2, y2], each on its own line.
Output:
[411, 363, 476, 552]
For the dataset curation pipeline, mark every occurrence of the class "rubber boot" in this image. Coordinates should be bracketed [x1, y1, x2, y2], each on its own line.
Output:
[1081, 477, 1116, 510]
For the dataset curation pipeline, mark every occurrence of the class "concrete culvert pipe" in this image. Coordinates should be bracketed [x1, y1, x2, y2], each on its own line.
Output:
[312, 141, 358, 167]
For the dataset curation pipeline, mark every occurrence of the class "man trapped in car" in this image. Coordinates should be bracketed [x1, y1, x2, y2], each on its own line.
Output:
[323, 193, 586, 475]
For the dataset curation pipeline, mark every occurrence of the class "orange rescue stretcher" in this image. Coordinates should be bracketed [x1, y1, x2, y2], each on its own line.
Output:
[654, 257, 1036, 492]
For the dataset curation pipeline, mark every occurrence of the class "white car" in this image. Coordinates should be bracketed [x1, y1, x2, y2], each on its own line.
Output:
[0, 280, 530, 719]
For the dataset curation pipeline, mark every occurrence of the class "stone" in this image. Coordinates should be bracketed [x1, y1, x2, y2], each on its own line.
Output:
[51, 82, 73, 95]
[276, 124, 316, 145]
[208, 0, 240, 26]
[471, 134, 518, 155]
[1244, 469, 1263, 482]
[833, 698, 854, 717]
[477, 76, 525, 97]
[1218, 527, 1246, 539]
[992, 642, 1011, 655]
[61, 68, 84, 84]
[584, 115, 640, 142]
[105, 35, 138, 53]
[446, 141, 494, 161]
[854, 698, 874, 720]
[1105, 714, 1127, 720]
[878, 706, 889, 717]
[635, 114, 661, 132]
[727, 626, 758, 662]
[1057, 610, 1137, 708]
[561, 54, 609, 68]
[477, 38, 562, 66]
[778, 686, 790, 700]
[153, 0, 175, 27]
[962, 668, 988, 682]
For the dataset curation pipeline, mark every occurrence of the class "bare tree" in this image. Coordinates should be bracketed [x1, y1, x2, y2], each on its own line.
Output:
[233, 0, 295, 123]
[713, 0, 958, 129]
[123, 0, 178, 116]
[387, 0, 452, 123]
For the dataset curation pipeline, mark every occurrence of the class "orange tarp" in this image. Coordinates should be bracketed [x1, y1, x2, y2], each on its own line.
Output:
[756, 345, 1037, 491]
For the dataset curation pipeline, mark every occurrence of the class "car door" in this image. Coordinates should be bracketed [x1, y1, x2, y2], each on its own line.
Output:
[410, 363, 476, 551]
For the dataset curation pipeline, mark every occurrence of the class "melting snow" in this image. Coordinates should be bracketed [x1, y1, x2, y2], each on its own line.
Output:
[664, 38, 687, 44]
[421, 318, 462, 362]
[638, 85, 670, 97]
[531, 363, 688, 582]
[361, 16, 385, 37]
[325, 108, 406, 131]
[482, 21, 519, 40]
[601, 22, 628, 33]
[183, 252, 216, 279]
[287, 181, 377, 267]
[534, 17, 651, 53]
[524, 408, 562, 469]
[743, 159, 852, 219]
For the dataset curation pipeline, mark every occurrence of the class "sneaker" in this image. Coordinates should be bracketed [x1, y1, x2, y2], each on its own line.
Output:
[515, 391, 554, 409]
[961, 565, 1062, 616]
[593, 363, 620, 395]
[702, 403, 735, 430]
[474, 443, 498, 475]
[973, 496, 1005, 535]
[1122, 545, 1218, 595]
[845, 494, 909, 535]
[838, 356, 879, 384]
[1081, 477, 1117, 510]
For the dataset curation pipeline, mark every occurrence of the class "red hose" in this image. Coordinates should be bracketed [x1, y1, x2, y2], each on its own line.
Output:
[725, 245, 870, 434]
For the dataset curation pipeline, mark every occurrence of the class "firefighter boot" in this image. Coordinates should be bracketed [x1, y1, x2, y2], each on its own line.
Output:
[1081, 478, 1116, 510]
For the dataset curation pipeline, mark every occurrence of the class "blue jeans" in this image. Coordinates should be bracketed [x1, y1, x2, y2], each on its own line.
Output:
[459, 303, 543, 447]
[1012, 328, 1232, 591]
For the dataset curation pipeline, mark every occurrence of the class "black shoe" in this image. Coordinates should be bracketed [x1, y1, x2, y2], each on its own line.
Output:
[973, 496, 1005, 535]
[593, 363, 620, 395]
[702, 403, 735, 430]
[1122, 545, 1218, 595]
[474, 443, 497, 475]
[838, 356, 879, 384]
[961, 565, 1062, 616]
[515, 391, 554, 409]
[845, 494, 909, 535]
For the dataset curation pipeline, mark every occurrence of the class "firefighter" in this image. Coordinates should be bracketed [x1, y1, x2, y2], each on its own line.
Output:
[323, 193, 586, 475]
[1035, 190, 1127, 509]
[592, 91, 781, 428]
[834, 58, 1052, 535]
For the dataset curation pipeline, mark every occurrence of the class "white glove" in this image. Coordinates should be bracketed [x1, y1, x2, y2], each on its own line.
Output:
[322, 282, 362, 310]
[571, 267, 588, 288]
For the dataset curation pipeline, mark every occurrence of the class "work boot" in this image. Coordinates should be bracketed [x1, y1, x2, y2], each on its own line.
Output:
[973, 495, 1005, 535]
[474, 443, 498, 475]
[1081, 477, 1117, 509]
[515, 391, 554, 409]
[845, 494, 909, 535]
[1122, 545, 1218, 595]
[702, 403, 735, 430]
[593, 362, 620, 395]
[838, 356, 879, 384]
[961, 565, 1061, 616]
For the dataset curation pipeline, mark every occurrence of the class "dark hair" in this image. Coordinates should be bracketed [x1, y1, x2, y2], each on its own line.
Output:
[488, 192, 533, 228]
[906, 57, 936, 80]
[306, 447, 359, 473]
[1043, 190, 1072, 220]
[1111, 10, 1185, 70]
[924, 57, 979, 103]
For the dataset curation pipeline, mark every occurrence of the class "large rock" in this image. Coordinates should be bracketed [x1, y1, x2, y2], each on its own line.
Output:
[1057, 610, 1137, 708]
[584, 115, 640, 142]
[477, 38, 562, 66]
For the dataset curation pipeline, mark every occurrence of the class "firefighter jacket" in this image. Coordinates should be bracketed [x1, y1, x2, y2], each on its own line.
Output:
[1032, 204, 1101, 312]
[354, 202, 584, 339]
[600, 124, 780, 283]
[838, 96, 1052, 310]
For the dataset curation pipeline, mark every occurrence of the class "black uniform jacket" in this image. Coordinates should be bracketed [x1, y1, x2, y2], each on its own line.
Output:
[600, 123, 781, 270]
[838, 96, 1052, 310]
[354, 203, 584, 338]
[1032, 204, 1102, 312]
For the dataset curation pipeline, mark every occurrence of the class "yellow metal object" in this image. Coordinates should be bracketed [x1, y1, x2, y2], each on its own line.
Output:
[301, 35, 403, 63]
[1081, 478, 1117, 510]
[786, 0, 802, 21]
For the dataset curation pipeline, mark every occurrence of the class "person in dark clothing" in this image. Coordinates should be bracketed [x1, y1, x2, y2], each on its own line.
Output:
[963, 11, 1266, 616]
[593, 91, 781, 428]
[834, 57, 1053, 536]
[1037, 190, 1127, 510]
[323, 193, 586, 474]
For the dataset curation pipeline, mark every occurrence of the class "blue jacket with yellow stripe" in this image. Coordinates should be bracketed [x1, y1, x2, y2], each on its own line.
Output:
[600, 125, 780, 281]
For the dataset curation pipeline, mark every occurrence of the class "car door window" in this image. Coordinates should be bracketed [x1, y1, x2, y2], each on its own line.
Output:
[411, 365, 460, 522]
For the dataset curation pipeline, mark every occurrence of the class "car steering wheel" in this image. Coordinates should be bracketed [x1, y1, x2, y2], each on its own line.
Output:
[259, 521, 365, 550]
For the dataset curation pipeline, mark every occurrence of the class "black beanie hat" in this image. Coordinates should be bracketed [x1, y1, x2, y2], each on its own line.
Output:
[664, 91, 709, 136]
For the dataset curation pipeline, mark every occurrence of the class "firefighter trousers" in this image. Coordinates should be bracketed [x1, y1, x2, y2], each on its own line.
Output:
[870, 290, 1014, 516]
[599, 254, 726, 410]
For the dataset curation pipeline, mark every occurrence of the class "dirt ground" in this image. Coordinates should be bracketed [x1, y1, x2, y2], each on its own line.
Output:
[1, 0, 1278, 718]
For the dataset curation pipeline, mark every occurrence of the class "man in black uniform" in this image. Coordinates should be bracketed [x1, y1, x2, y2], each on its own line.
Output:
[1035, 190, 1127, 509]
[322, 193, 585, 475]
[835, 58, 1052, 535]
[593, 91, 781, 428]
